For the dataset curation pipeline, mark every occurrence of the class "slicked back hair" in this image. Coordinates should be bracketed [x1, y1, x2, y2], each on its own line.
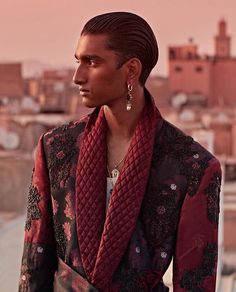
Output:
[81, 12, 159, 86]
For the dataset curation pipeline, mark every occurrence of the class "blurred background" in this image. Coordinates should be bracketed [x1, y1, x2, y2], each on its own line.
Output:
[0, 0, 236, 291]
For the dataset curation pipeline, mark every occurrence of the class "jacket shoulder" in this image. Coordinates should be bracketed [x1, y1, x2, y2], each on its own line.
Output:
[43, 115, 89, 142]
[153, 118, 221, 196]
[159, 119, 217, 162]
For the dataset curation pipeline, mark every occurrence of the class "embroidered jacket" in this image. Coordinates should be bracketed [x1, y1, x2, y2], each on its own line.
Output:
[19, 96, 221, 292]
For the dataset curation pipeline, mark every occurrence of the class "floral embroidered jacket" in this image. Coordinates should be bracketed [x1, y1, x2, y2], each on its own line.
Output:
[19, 96, 221, 292]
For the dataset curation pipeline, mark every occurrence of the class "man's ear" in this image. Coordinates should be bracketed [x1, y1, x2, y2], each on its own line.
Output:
[125, 58, 142, 81]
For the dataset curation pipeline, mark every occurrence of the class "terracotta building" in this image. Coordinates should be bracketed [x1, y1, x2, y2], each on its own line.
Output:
[169, 19, 236, 107]
[0, 63, 24, 98]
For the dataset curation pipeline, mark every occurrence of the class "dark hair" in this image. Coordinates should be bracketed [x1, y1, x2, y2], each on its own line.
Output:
[81, 12, 159, 86]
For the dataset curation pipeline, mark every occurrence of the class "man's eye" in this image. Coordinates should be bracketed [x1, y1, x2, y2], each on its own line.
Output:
[75, 58, 97, 66]
[88, 59, 96, 66]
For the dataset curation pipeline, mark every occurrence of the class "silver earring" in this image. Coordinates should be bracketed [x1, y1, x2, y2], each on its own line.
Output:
[126, 84, 133, 111]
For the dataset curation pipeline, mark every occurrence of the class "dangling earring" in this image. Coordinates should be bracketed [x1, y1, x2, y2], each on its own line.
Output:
[126, 84, 133, 111]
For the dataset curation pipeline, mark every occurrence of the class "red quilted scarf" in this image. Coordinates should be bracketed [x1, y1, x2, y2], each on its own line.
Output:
[75, 92, 161, 291]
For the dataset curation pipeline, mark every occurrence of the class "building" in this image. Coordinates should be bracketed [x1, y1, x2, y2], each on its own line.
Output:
[38, 69, 74, 113]
[169, 19, 236, 107]
[0, 63, 24, 98]
[0, 63, 24, 99]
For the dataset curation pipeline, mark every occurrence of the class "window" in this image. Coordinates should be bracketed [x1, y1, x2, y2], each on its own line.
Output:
[169, 49, 176, 59]
[175, 66, 182, 72]
[187, 52, 193, 59]
[195, 66, 203, 72]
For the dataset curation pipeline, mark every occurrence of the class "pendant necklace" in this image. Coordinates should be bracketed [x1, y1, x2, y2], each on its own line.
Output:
[107, 156, 125, 179]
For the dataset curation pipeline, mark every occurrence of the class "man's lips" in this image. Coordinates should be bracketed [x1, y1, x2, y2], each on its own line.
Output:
[79, 89, 90, 96]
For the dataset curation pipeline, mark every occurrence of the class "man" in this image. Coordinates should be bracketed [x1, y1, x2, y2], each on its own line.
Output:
[19, 12, 221, 291]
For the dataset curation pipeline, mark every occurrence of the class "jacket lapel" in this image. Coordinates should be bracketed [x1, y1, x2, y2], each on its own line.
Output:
[75, 92, 162, 290]
[75, 108, 107, 282]
[92, 98, 162, 290]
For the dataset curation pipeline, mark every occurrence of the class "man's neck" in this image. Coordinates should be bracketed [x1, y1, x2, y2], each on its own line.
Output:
[104, 86, 145, 141]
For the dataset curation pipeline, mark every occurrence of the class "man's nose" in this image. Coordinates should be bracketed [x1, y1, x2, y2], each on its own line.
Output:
[73, 65, 87, 85]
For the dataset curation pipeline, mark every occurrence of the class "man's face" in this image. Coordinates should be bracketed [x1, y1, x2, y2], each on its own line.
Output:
[73, 34, 127, 108]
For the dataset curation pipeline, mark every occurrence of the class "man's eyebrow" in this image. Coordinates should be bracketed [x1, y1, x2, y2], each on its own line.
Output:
[74, 53, 104, 61]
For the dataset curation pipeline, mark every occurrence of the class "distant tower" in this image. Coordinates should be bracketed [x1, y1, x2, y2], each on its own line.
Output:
[215, 19, 231, 58]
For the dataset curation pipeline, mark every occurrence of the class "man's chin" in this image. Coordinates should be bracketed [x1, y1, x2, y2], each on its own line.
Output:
[81, 97, 97, 108]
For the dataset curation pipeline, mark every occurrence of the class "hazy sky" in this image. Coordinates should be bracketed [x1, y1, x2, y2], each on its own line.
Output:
[1, 0, 235, 76]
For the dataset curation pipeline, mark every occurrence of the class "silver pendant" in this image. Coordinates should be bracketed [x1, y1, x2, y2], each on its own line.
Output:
[126, 101, 132, 111]
[111, 169, 119, 178]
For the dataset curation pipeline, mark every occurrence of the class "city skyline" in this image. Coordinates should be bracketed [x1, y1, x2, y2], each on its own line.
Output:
[1, 0, 236, 76]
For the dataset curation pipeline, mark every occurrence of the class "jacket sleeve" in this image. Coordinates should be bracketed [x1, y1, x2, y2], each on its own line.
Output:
[19, 135, 57, 292]
[173, 158, 222, 292]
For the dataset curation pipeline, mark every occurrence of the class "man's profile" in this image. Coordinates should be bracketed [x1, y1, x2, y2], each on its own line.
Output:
[19, 12, 221, 291]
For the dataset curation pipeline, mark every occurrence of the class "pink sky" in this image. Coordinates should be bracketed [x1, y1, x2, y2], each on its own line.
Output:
[1, 0, 235, 76]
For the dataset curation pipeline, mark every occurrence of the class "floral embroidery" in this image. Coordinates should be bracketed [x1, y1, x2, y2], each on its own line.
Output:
[37, 246, 44, 253]
[53, 218, 67, 259]
[64, 192, 74, 220]
[56, 150, 65, 159]
[115, 268, 145, 292]
[204, 172, 221, 224]
[142, 183, 179, 248]
[43, 121, 87, 190]
[71, 249, 80, 267]
[152, 121, 211, 197]
[161, 251, 167, 259]
[46, 136, 54, 146]
[152, 122, 194, 165]
[43, 121, 88, 191]
[180, 243, 217, 290]
[186, 159, 210, 197]
[47, 132, 77, 189]
[25, 185, 41, 231]
[192, 162, 200, 169]
[45, 121, 77, 137]
[52, 197, 59, 215]
[156, 205, 166, 215]
[63, 222, 72, 241]
[193, 153, 200, 159]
